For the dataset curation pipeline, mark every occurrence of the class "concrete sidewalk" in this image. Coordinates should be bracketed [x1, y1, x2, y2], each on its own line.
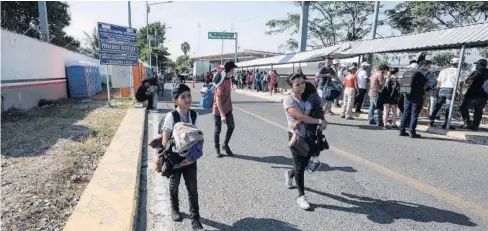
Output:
[234, 89, 488, 145]
[64, 108, 146, 231]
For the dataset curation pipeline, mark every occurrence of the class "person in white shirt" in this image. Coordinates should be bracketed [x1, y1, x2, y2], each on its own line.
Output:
[354, 62, 371, 112]
[428, 58, 465, 129]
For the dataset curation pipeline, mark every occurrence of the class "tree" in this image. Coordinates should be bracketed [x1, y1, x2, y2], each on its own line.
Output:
[266, 1, 380, 51]
[1, 1, 80, 51]
[431, 52, 456, 67]
[175, 55, 189, 67]
[181, 42, 190, 57]
[79, 27, 99, 59]
[137, 22, 171, 71]
[178, 66, 189, 74]
[386, 1, 488, 34]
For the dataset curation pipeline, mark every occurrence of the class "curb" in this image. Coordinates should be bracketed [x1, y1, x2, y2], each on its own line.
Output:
[234, 89, 284, 103]
[63, 108, 147, 231]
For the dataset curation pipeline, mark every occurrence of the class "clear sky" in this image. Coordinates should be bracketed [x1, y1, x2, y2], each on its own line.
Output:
[65, 1, 400, 61]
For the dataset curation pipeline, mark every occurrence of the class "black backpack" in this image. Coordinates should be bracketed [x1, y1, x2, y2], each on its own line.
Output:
[399, 70, 416, 94]
[157, 109, 198, 178]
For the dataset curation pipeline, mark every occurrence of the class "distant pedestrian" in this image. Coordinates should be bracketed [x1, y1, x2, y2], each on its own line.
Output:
[213, 61, 237, 157]
[316, 57, 340, 115]
[380, 67, 401, 128]
[255, 69, 262, 91]
[341, 66, 359, 120]
[429, 58, 465, 129]
[332, 59, 342, 108]
[283, 73, 327, 210]
[459, 59, 488, 131]
[399, 60, 434, 138]
[354, 62, 370, 113]
[368, 64, 389, 126]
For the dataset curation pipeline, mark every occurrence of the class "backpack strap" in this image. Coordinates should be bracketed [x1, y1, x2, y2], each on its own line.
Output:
[172, 110, 181, 124]
[189, 109, 197, 125]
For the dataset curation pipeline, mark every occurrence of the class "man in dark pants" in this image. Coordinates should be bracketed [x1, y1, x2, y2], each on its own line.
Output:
[213, 61, 237, 157]
[355, 62, 370, 113]
[460, 59, 488, 131]
[400, 60, 432, 138]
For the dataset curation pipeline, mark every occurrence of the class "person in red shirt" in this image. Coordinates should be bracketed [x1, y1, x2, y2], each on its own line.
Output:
[270, 70, 277, 95]
[212, 61, 237, 157]
[341, 66, 359, 119]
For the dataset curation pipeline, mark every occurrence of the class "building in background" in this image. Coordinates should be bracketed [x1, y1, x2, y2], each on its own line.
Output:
[192, 49, 281, 69]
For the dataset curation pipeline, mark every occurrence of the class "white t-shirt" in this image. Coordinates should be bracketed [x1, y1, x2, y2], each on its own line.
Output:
[437, 67, 465, 88]
[338, 70, 345, 84]
[356, 69, 368, 89]
[162, 108, 201, 133]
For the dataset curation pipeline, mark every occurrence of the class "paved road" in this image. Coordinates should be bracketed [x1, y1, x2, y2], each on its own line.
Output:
[137, 83, 488, 231]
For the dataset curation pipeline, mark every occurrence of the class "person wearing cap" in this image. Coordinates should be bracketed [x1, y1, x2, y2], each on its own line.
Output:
[354, 62, 371, 113]
[459, 59, 488, 131]
[429, 58, 465, 129]
[368, 64, 389, 126]
[316, 57, 341, 115]
[399, 60, 433, 138]
[160, 83, 204, 230]
[341, 65, 359, 119]
[213, 61, 237, 157]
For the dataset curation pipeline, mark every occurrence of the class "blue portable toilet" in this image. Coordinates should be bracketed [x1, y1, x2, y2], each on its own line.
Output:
[199, 83, 215, 109]
[66, 61, 102, 98]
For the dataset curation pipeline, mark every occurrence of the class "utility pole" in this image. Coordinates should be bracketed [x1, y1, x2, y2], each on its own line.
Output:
[128, 1, 134, 99]
[146, 1, 151, 67]
[298, 1, 309, 52]
[38, 1, 49, 42]
[367, 0, 380, 76]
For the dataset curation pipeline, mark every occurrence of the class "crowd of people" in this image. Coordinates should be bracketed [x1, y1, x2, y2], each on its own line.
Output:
[138, 54, 486, 230]
[232, 69, 279, 95]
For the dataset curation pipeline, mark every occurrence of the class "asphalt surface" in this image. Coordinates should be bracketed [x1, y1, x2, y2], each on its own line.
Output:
[137, 82, 487, 231]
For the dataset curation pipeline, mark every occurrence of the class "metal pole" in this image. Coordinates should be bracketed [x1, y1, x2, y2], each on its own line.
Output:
[38, 1, 49, 42]
[366, 0, 380, 76]
[298, 1, 309, 52]
[128, 1, 134, 100]
[106, 65, 111, 104]
[146, 1, 151, 66]
[234, 33, 238, 63]
[221, 38, 224, 65]
[446, 44, 466, 129]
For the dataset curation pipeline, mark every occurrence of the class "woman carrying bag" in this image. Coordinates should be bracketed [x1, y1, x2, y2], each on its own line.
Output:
[282, 73, 328, 210]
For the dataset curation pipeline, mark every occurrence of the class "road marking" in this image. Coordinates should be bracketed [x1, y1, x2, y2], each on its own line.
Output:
[234, 106, 488, 220]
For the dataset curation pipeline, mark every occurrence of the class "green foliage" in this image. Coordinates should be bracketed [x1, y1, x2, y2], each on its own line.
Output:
[266, 1, 381, 51]
[385, 1, 488, 34]
[181, 41, 190, 57]
[479, 48, 488, 58]
[137, 22, 171, 71]
[79, 27, 99, 59]
[178, 66, 189, 74]
[1, 1, 80, 51]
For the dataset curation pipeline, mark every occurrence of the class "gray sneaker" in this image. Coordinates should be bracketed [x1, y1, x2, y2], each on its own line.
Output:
[284, 170, 293, 189]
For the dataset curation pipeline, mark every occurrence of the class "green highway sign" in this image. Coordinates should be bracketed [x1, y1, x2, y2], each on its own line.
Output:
[208, 32, 236, 40]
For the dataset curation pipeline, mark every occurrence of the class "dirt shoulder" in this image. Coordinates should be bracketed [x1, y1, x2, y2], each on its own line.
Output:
[1, 98, 133, 231]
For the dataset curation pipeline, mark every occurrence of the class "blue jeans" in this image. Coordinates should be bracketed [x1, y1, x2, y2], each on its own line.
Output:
[214, 111, 235, 148]
[400, 95, 422, 133]
[368, 96, 383, 125]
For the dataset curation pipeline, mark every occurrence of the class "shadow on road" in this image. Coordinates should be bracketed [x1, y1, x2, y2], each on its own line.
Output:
[200, 217, 300, 231]
[306, 188, 477, 227]
[231, 154, 357, 173]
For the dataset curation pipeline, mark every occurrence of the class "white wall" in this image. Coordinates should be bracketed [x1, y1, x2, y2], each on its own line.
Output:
[1, 29, 99, 82]
[1, 29, 100, 111]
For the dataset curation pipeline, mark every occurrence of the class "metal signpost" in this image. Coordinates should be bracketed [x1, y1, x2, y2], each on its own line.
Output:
[208, 31, 238, 64]
[98, 22, 138, 103]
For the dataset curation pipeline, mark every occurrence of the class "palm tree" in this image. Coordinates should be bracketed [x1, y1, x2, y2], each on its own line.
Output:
[181, 41, 190, 57]
[80, 27, 99, 59]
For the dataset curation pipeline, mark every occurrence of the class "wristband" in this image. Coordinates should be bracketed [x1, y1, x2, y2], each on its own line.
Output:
[318, 119, 322, 125]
